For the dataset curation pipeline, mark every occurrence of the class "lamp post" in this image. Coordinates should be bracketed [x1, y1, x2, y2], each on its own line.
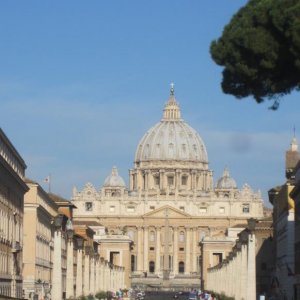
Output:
[53, 214, 64, 229]
[247, 218, 256, 232]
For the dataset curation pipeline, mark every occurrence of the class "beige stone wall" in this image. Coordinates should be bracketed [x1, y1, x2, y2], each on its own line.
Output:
[0, 129, 28, 299]
[23, 181, 58, 300]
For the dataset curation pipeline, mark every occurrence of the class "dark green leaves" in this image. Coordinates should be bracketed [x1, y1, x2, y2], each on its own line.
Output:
[210, 0, 300, 105]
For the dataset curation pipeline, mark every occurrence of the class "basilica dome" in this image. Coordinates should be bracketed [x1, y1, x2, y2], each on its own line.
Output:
[103, 166, 126, 187]
[216, 167, 237, 189]
[135, 86, 208, 163]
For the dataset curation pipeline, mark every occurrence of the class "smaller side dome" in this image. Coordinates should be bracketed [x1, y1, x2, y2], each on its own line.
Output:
[103, 166, 126, 187]
[216, 167, 237, 189]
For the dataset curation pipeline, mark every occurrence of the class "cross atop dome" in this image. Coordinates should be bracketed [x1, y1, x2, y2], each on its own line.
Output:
[163, 83, 181, 120]
[170, 82, 175, 96]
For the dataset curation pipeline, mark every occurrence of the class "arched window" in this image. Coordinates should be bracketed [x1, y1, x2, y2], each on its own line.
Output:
[179, 231, 185, 242]
[149, 261, 155, 273]
[179, 261, 185, 273]
[181, 175, 188, 186]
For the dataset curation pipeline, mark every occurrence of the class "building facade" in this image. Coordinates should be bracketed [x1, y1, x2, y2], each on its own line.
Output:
[23, 180, 59, 300]
[72, 87, 265, 289]
[269, 138, 299, 300]
[290, 158, 300, 299]
[0, 128, 28, 299]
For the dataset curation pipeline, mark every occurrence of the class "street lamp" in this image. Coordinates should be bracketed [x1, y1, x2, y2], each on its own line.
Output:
[239, 230, 249, 244]
[66, 219, 74, 241]
[76, 237, 84, 249]
[235, 240, 242, 250]
[247, 218, 256, 231]
[53, 214, 64, 229]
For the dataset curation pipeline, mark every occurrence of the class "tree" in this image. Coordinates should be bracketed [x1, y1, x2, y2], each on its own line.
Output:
[210, 0, 300, 108]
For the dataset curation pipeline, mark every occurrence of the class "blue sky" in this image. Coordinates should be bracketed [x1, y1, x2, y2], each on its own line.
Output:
[1, 1, 299, 206]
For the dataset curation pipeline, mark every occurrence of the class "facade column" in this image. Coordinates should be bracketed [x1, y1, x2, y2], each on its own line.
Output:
[137, 226, 143, 273]
[76, 247, 83, 298]
[240, 244, 247, 298]
[103, 261, 108, 291]
[160, 169, 165, 190]
[52, 230, 62, 300]
[246, 233, 256, 300]
[143, 226, 149, 272]
[192, 228, 198, 273]
[90, 255, 95, 294]
[129, 170, 134, 190]
[100, 258, 105, 291]
[173, 226, 178, 275]
[176, 170, 181, 191]
[95, 256, 100, 293]
[155, 226, 161, 274]
[185, 227, 191, 275]
[84, 249, 90, 295]
[144, 171, 149, 190]
[105, 261, 110, 291]
[66, 237, 74, 299]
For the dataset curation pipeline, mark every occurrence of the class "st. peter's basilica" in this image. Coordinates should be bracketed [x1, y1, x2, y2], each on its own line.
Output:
[72, 85, 264, 289]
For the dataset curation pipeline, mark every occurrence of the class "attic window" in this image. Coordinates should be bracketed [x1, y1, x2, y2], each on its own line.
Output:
[182, 176, 188, 185]
[243, 204, 250, 213]
[127, 206, 135, 213]
[179, 206, 185, 211]
[154, 176, 160, 186]
[199, 207, 207, 213]
[167, 176, 174, 186]
[150, 206, 155, 210]
[85, 202, 93, 211]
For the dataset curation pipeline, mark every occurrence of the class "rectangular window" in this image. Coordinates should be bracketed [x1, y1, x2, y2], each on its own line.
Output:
[179, 247, 184, 251]
[181, 176, 188, 185]
[150, 206, 155, 210]
[179, 206, 185, 211]
[109, 206, 115, 212]
[212, 253, 223, 266]
[168, 176, 174, 186]
[243, 204, 250, 213]
[219, 207, 225, 214]
[150, 247, 155, 251]
[199, 207, 207, 213]
[85, 202, 93, 211]
[154, 176, 160, 186]
[127, 206, 135, 213]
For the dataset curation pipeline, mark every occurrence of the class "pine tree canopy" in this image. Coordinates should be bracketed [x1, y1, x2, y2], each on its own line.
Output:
[210, 0, 300, 105]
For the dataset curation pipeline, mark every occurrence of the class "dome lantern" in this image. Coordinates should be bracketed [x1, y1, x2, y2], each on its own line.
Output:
[163, 82, 181, 120]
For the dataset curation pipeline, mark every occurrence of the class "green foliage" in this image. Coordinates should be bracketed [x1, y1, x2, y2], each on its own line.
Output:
[95, 291, 107, 299]
[210, 0, 300, 105]
[87, 294, 95, 300]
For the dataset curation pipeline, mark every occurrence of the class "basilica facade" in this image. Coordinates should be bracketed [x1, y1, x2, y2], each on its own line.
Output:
[72, 86, 264, 289]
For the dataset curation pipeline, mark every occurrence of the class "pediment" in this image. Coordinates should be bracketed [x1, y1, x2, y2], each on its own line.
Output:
[143, 205, 191, 218]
